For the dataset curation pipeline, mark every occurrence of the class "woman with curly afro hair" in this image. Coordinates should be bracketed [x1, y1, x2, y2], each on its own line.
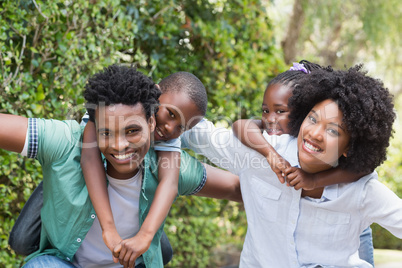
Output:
[232, 61, 380, 265]
[288, 64, 395, 175]
[182, 64, 398, 267]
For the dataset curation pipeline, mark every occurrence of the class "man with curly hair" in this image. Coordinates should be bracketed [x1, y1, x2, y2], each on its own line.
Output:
[0, 65, 239, 268]
[181, 65, 400, 267]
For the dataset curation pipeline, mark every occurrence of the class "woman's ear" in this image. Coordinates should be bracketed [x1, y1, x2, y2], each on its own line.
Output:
[342, 147, 349, 158]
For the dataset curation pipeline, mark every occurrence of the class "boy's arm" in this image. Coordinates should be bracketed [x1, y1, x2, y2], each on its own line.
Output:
[232, 119, 290, 183]
[114, 151, 180, 267]
[0, 114, 28, 153]
[81, 121, 121, 261]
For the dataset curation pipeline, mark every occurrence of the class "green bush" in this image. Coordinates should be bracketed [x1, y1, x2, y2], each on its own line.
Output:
[1, 0, 282, 266]
[372, 95, 402, 250]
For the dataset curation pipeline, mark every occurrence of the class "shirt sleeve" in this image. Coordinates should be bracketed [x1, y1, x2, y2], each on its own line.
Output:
[27, 118, 83, 166]
[80, 112, 90, 127]
[153, 138, 182, 153]
[361, 173, 402, 238]
[177, 150, 205, 195]
[180, 119, 246, 174]
[20, 125, 30, 156]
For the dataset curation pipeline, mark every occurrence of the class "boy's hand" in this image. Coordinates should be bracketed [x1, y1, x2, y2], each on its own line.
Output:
[113, 231, 153, 268]
[102, 229, 122, 263]
[283, 166, 316, 190]
[267, 152, 291, 184]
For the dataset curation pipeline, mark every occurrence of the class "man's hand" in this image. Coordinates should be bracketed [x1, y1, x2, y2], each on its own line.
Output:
[102, 229, 122, 263]
[113, 231, 153, 268]
[266, 152, 291, 184]
[283, 166, 316, 190]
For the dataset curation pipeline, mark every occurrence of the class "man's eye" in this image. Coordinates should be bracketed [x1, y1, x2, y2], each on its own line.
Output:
[262, 109, 269, 114]
[168, 110, 175, 118]
[100, 132, 110, 137]
[276, 110, 286, 114]
[127, 129, 139, 135]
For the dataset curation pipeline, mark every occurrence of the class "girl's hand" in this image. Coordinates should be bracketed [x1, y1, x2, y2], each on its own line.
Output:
[102, 229, 122, 263]
[283, 166, 316, 191]
[266, 152, 291, 184]
[113, 230, 153, 268]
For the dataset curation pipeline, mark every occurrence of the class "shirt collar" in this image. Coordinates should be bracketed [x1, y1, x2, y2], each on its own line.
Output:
[320, 184, 339, 201]
[293, 164, 339, 202]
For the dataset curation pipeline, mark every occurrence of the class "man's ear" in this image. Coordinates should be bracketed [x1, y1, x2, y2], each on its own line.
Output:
[148, 115, 156, 132]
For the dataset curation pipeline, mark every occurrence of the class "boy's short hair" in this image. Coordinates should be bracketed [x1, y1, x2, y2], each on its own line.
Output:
[84, 65, 161, 122]
[158, 72, 208, 116]
[288, 65, 395, 173]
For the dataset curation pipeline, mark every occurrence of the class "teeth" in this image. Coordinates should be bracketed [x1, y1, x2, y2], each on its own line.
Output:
[113, 153, 135, 160]
[268, 128, 281, 134]
[156, 128, 164, 137]
[304, 140, 321, 152]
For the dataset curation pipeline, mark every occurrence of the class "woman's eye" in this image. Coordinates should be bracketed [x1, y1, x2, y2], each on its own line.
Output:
[262, 109, 269, 114]
[168, 110, 175, 118]
[276, 110, 286, 114]
[308, 115, 317, 124]
[327, 128, 340, 136]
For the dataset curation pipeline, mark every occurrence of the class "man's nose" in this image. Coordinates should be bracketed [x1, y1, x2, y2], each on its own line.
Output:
[111, 135, 129, 151]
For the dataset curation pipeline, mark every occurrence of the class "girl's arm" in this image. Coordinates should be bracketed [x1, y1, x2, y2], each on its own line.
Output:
[81, 121, 121, 261]
[232, 119, 290, 183]
[114, 151, 180, 267]
[284, 166, 366, 191]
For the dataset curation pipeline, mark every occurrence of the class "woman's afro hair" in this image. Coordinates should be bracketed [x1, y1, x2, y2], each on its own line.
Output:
[84, 64, 161, 122]
[288, 65, 395, 173]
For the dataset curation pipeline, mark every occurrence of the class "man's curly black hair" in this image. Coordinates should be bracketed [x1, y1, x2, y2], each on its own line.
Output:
[288, 65, 395, 173]
[83, 65, 161, 122]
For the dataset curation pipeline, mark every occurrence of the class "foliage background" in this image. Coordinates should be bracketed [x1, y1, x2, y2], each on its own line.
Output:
[0, 0, 281, 267]
[0, 0, 401, 267]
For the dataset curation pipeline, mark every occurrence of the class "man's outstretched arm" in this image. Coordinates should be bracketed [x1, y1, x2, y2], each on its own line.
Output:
[0, 114, 28, 153]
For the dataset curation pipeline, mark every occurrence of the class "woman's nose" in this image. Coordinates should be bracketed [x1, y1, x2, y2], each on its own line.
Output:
[308, 124, 324, 141]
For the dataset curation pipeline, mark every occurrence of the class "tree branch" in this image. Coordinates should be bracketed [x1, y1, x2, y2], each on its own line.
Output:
[32, 0, 49, 22]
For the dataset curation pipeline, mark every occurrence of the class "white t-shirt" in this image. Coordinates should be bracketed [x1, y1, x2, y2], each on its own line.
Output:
[74, 171, 142, 267]
[154, 138, 181, 153]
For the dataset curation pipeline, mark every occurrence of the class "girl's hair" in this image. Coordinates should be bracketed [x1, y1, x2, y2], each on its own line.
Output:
[288, 65, 395, 173]
[267, 60, 328, 88]
[84, 65, 161, 122]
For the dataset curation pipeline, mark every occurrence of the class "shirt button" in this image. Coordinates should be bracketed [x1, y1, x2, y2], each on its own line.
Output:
[66, 257, 70, 261]
[91, 214, 96, 219]
[77, 238, 82, 243]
